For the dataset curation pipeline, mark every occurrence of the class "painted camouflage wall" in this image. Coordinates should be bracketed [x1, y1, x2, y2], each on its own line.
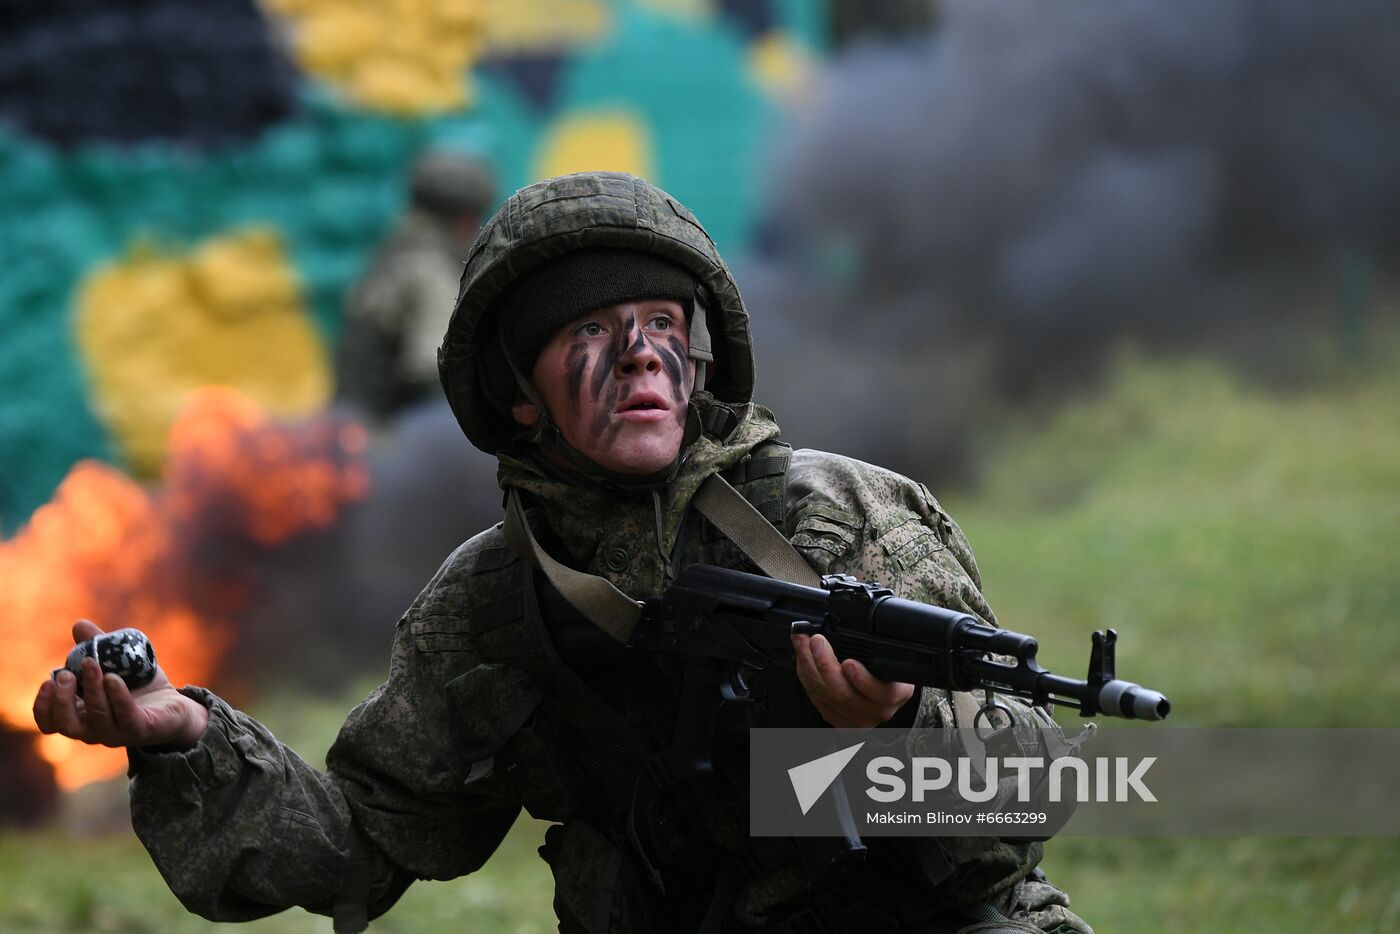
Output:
[0, 0, 823, 530]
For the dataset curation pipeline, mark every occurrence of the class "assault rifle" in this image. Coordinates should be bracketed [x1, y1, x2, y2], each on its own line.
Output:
[627, 564, 1168, 782]
[623, 564, 1170, 888]
[636, 563, 1170, 724]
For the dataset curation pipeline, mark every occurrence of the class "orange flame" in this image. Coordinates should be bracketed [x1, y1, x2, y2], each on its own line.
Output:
[0, 388, 368, 791]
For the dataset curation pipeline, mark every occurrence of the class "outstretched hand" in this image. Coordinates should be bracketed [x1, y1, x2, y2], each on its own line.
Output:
[791, 633, 916, 729]
[33, 620, 209, 751]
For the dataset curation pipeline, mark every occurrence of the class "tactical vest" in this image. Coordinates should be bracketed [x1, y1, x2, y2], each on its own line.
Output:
[444, 439, 1043, 934]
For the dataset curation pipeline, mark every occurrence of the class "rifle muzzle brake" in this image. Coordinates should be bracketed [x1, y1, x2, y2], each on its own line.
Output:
[1098, 680, 1171, 720]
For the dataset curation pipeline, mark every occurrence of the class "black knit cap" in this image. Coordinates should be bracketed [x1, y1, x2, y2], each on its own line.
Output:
[500, 248, 698, 365]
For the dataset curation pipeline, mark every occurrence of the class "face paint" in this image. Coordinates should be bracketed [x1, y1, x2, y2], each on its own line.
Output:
[591, 324, 620, 400]
[659, 335, 688, 404]
[525, 300, 695, 475]
[592, 380, 622, 443]
[565, 343, 588, 403]
[625, 316, 647, 358]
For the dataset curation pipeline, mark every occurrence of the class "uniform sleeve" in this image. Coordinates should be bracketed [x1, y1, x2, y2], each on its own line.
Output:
[786, 449, 997, 627]
[128, 553, 524, 926]
[786, 449, 1061, 733]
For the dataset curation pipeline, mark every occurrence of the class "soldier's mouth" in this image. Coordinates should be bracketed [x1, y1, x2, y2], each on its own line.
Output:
[617, 392, 669, 413]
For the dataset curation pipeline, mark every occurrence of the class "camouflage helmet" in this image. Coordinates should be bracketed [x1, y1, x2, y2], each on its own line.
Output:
[438, 172, 757, 455]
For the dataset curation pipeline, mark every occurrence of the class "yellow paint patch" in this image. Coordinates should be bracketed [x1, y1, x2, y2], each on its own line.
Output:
[635, 0, 713, 22]
[479, 0, 611, 53]
[748, 31, 817, 103]
[76, 229, 332, 477]
[264, 0, 488, 114]
[533, 109, 656, 181]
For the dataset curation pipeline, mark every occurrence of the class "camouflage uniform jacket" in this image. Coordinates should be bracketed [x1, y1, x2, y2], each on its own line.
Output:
[127, 397, 1056, 931]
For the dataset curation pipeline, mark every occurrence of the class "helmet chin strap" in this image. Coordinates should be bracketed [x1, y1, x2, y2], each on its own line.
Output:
[689, 286, 715, 393]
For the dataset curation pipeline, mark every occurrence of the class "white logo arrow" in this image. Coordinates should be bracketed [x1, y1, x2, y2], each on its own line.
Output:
[787, 742, 865, 815]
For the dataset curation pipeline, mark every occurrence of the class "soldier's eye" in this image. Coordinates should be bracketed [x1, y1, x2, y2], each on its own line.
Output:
[576, 321, 604, 337]
[647, 315, 673, 331]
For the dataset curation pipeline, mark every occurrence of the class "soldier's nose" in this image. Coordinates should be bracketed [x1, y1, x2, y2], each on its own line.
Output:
[618, 333, 662, 373]
[619, 356, 662, 375]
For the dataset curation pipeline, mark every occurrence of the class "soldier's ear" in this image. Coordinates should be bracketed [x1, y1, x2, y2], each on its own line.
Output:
[510, 400, 542, 427]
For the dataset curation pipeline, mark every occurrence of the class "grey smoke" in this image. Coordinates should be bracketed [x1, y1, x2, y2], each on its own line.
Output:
[745, 0, 1400, 481]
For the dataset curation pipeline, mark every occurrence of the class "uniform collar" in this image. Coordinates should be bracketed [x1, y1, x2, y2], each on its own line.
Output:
[496, 394, 782, 597]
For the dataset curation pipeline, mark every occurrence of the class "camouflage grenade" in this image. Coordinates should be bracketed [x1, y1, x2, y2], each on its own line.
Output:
[54, 628, 157, 698]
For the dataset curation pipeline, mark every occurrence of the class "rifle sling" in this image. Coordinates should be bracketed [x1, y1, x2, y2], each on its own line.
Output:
[502, 473, 816, 644]
[503, 487, 642, 643]
[691, 474, 820, 588]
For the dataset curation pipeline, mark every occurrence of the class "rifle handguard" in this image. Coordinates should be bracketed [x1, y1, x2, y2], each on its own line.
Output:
[647, 564, 1172, 721]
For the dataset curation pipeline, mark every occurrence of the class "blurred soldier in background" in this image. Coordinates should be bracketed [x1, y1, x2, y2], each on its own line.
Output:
[336, 150, 494, 421]
[35, 173, 1089, 934]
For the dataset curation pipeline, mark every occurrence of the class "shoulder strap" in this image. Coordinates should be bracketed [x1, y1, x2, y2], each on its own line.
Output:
[691, 474, 819, 587]
[502, 488, 641, 642]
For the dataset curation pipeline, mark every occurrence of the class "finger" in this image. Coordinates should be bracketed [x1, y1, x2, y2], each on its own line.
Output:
[81, 659, 117, 744]
[48, 670, 88, 739]
[792, 635, 830, 710]
[104, 674, 147, 742]
[812, 638, 873, 705]
[808, 636, 896, 725]
[33, 680, 57, 733]
[794, 634, 885, 727]
[841, 658, 913, 708]
[809, 636, 868, 704]
[792, 633, 819, 694]
[794, 634, 844, 699]
[72, 618, 103, 644]
[806, 635, 848, 682]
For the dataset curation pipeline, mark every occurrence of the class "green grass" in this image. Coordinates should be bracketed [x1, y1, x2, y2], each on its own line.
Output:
[0, 820, 554, 934]
[1041, 838, 1400, 933]
[945, 347, 1400, 931]
[952, 350, 1400, 728]
[5, 347, 1399, 932]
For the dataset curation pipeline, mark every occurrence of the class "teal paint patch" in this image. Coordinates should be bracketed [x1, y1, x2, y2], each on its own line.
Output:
[430, 71, 544, 216]
[557, 7, 772, 254]
[0, 129, 117, 530]
[774, 0, 829, 51]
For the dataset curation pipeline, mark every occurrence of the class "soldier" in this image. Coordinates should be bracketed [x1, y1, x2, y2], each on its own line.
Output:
[33, 173, 1089, 934]
[337, 150, 495, 421]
